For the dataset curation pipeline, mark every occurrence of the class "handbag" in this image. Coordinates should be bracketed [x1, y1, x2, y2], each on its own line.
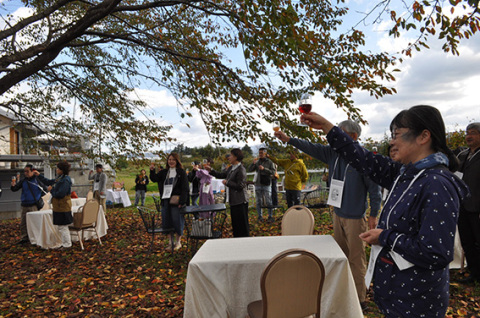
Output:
[191, 218, 212, 237]
[169, 195, 180, 205]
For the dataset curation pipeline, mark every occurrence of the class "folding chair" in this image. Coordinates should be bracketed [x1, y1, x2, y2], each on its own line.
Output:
[137, 205, 175, 253]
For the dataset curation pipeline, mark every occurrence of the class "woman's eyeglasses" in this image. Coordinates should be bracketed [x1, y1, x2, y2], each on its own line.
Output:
[391, 131, 409, 140]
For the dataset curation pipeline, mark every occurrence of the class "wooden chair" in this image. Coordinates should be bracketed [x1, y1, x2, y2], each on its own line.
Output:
[247, 249, 326, 318]
[69, 199, 102, 250]
[281, 205, 315, 235]
[138, 199, 175, 253]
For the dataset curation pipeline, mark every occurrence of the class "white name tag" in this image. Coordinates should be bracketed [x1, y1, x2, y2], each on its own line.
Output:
[389, 251, 414, 271]
[327, 178, 344, 208]
[203, 183, 211, 194]
[162, 184, 173, 199]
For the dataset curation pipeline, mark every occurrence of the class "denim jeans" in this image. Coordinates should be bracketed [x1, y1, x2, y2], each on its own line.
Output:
[255, 185, 273, 218]
[162, 202, 185, 236]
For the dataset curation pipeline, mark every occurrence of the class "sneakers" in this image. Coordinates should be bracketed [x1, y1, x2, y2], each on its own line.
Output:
[267, 217, 275, 223]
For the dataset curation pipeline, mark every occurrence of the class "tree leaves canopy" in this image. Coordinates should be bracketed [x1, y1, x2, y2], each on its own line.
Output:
[1, 0, 403, 164]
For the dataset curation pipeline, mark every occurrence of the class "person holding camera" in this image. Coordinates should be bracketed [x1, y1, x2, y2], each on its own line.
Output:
[134, 169, 149, 206]
[188, 161, 201, 206]
[88, 164, 107, 212]
[248, 147, 275, 222]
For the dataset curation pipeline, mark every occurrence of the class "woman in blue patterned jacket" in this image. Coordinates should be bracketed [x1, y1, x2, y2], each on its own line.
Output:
[301, 105, 469, 317]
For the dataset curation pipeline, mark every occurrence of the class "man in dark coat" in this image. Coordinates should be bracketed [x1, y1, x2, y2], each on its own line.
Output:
[457, 122, 480, 284]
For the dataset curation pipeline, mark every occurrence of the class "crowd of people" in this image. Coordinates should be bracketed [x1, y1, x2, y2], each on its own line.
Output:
[8, 103, 480, 317]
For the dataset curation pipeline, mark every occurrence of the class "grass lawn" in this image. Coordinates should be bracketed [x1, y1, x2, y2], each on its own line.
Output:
[1, 202, 479, 317]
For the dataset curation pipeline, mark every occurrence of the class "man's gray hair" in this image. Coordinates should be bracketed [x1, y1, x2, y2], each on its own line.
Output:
[466, 122, 480, 133]
[338, 120, 362, 137]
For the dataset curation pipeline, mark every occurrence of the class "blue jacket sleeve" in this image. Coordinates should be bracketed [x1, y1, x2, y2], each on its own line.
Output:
[288, 138, 334, 164]
[378, 177, 459, 269]
[50, 176, 72, 199]
[365, 176, 382, 217]
[326, 126, 402, 189]
[37, 174, 56, 186]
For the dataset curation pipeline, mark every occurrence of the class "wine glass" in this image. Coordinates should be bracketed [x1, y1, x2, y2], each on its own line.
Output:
[272, 121, 280, 132]
[298, 93, 312, 126]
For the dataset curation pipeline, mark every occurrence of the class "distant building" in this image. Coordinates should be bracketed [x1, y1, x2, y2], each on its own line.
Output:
[0, 109, 113, 219]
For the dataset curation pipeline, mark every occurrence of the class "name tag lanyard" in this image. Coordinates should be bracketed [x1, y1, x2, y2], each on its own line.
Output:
[365, 168, 425, 287]
[327, 157, 349, 208]
[162, 170, 177, 199]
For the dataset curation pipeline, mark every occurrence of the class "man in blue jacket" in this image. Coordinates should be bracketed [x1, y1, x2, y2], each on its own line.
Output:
[11, 164, 45, 244]
[275, 120, 382, 310]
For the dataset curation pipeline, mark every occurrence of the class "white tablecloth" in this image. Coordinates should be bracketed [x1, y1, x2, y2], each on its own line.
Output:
[184, 235, 363, 318]
[72, 198, 86, 207]
[26, 206, 108, 249]
[106, 189, 131, 207]
[211, 178, 225, 193]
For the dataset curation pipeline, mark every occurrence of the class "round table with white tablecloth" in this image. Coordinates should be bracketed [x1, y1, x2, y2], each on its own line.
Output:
[210, 178, 225, 193]
[26, 205, 108, 249]
[106, 189, 131, 207]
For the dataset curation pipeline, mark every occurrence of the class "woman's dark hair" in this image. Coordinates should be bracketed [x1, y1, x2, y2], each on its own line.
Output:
[57, 161, 71, 175]
[167, 152, 183, 169]
[390, 105, 459, 171]
[230, 148, 244, 162]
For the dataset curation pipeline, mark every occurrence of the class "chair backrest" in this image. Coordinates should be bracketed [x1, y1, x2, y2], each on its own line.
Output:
[81, 199, 100, 226]
[281, 205, 314, 235]
[152, 195, 162, 213]
[137, 206, 159, 231]
[86, 190, 94, 201]
[260, 249, 325, 318]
